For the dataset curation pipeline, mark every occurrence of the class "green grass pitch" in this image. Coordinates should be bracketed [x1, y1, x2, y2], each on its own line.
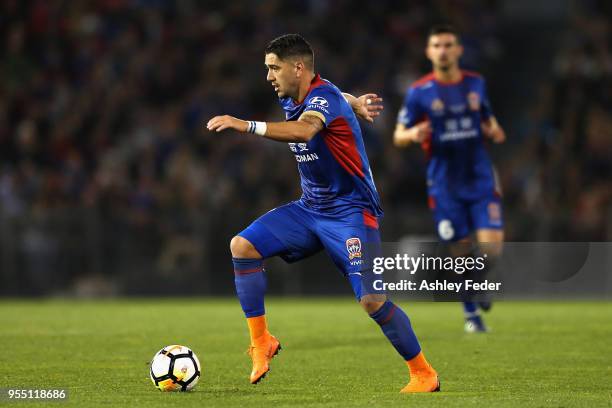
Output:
[1, 299, 611, 407]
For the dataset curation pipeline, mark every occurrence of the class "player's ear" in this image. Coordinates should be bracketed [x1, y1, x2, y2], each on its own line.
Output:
[294, 60, 304, 78]
[457, 44, 464, 58]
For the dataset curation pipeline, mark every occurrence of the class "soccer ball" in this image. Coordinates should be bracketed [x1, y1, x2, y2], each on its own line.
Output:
[149, 345, 201, 391]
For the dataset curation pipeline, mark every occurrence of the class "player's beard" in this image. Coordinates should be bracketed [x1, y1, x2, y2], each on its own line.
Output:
[436, 60, 451, 71]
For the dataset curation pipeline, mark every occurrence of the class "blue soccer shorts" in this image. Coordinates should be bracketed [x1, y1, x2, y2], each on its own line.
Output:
[428, 193, 503, 242]
[238, 201, 383, 300]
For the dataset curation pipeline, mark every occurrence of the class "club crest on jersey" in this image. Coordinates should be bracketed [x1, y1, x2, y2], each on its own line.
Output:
[431, 98, 444, 114]
[308, 96, 329, 107]
[346, 238, 362, 260]
[467, 92, 480, 111]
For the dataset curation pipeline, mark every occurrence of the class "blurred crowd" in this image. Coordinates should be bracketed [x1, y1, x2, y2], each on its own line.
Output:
[0, 0, 610, 294]
[489, 1, 612, 241]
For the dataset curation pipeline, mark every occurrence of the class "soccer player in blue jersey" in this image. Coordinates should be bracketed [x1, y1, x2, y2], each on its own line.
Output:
[207, 34, 439, 392]
[394, 25, 506, 333]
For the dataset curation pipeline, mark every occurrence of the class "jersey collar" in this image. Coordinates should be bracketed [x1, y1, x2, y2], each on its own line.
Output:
[432, 71, 464, 86]
[294, 73, 326, 105]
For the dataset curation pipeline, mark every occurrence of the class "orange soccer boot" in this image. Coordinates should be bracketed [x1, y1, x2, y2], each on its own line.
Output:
[400, 352, 440, 393]
[247, 333, 281, 384]
[245, 316, 281, 384]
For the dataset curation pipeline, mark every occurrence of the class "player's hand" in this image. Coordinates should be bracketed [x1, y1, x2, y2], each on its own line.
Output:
[481, 122, 506, 143]
[394, 121, 430, 147]
[354, 93, 384, 123]
[409, 121, 432, 143]
[206, 115, 248, 133]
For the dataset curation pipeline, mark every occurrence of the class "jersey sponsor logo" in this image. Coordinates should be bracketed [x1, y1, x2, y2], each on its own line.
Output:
[431, 98, 444, 115]
[305, 104, 330, 115]
[346, 237, 362, 260]
[468, 92, 480, 111]
[460, 117, 473, 129]
[445, 119, 459, 131]
[439, 129, 479, 141]
[295, 152, 319, 162]
[308, 96, 329, 107]
[288, 143, 319, 162]
[288, 143, 309, 152]
[449, 104, 466, 114]
[440, 117, 478, 141]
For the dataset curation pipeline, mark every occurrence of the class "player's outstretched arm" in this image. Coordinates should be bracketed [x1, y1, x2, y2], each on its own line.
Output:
[393, 122, 431, 148]
[343, 93, 384, 123]
[481, 116, 506, 144]
[206, 114, 323, 143]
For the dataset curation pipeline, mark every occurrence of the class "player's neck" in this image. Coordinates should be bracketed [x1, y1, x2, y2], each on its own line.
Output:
[433, 67, 462, 83]
[296, 72, 316, 102]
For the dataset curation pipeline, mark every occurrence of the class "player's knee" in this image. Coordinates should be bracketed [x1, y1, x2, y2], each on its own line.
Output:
[360, 294, 387, 314]
[476, 230, 504, 258]
[230, 236, 262, 259]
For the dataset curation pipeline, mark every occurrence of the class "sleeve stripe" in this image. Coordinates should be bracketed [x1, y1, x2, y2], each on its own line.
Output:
[299, 110, 326, 124]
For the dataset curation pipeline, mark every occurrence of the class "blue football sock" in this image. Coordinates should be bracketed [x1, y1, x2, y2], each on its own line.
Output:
[233, 258, 266, 318]
[463, 301, 478, 317]
[369, 301, 421, 361]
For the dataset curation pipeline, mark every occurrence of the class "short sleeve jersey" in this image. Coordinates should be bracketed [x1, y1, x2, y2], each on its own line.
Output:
[279, 74, 383, 217]
[397, 71, 497, 200]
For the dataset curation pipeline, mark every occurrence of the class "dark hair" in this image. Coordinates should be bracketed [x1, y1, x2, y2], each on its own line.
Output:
[428, 24, 461, 43]
[265, 34, 314, 69]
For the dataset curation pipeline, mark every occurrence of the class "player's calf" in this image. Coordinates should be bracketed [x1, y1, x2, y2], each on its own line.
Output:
[363, 297, 439, 393]
[230, 236, 281, 383]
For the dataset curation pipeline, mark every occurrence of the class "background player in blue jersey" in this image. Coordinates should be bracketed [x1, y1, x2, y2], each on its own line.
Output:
[394, 25, 506, 333]
[207, 34, 439, 393]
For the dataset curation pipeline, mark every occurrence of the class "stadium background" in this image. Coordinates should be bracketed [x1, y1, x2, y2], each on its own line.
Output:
[0, 0, 610, 297]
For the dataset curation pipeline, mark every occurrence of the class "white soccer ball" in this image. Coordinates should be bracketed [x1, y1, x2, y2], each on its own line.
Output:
[149, 345, 201, 391]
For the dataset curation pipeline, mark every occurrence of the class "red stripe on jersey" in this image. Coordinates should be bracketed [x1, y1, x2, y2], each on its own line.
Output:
[410, 73, 435, 88]
[421, 134, 433, 159]
[323, 117, 365, 178]
[411, 70, 482, 89]
[461, 70, 483, 79]
[412, 116, 432, 159]
[295, 74, 327, 104]
[363, 210, 379, 229]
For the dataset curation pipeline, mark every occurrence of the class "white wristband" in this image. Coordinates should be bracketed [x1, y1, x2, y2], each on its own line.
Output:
[247, 121, 267, 136]
[254, 121, 267, 136]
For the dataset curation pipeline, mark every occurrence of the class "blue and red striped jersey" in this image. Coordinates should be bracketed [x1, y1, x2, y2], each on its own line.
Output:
[397, 71, 499, 200]
[279, 74, 383, 218]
